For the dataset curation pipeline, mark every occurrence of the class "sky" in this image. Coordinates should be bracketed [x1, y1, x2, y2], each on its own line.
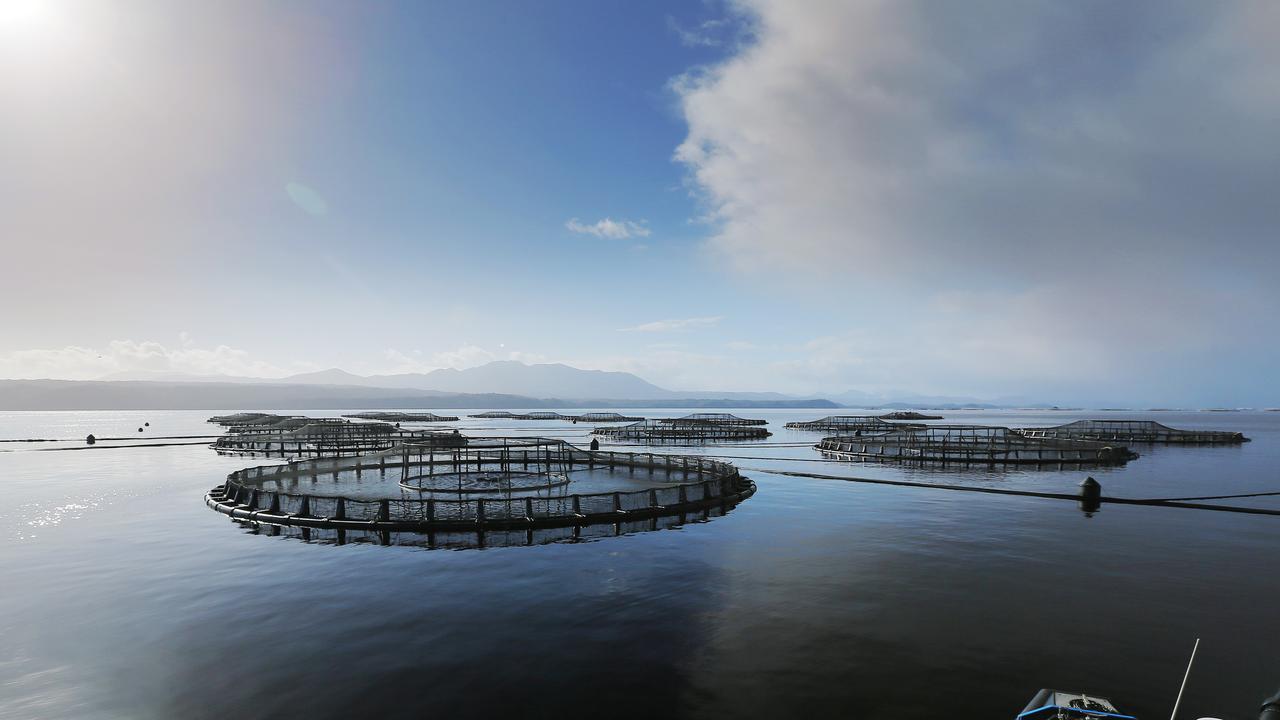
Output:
[1, 0, 1277, 407]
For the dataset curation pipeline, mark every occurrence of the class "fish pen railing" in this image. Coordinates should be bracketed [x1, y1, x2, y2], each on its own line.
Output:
[817, 425, 1137, 465]
[1015, 420, 1247, 444]
[784, 415, 911, 433]
[206, 439, 755, 531]
[594, 419, 772, 442]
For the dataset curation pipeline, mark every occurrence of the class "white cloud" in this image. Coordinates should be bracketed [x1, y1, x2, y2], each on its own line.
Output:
[0, 339, 308, 380]
[673, 2, 1280, 283]
[666, 16, 731, 48]
[618, 316, 723, 333]
[669, 1, 1280, 403]
[565, 217, 651, 240]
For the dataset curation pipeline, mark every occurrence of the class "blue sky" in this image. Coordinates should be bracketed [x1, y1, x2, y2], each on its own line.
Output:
[2, 1, 1277, 406]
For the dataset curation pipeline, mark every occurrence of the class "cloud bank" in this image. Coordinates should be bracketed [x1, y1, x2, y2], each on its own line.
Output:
[673, 0, 1280, 403]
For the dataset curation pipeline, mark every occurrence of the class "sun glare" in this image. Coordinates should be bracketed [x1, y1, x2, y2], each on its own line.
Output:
[0, 0, 71, 54]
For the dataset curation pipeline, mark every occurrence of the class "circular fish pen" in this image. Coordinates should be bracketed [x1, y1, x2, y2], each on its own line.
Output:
[205, 438, 756, 548]
[572, 412, 644, 423]
[343, 412, 460, 422]
[594, 418, 772, 443]
[659, 413, 767, 427]
[784, 415, 913, 433]
[817, 425, 1137, 466]
[207, 412, 292, 428]
[469, 411, 519, 419]
[1014, 419, 1248, 444]
[212, 420, 466, 458]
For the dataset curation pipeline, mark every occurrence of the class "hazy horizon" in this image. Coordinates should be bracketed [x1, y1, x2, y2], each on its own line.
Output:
[3, 1, 1277, 407]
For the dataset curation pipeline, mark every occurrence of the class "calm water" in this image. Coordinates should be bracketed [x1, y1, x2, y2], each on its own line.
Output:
[2, 409, 1278, 719]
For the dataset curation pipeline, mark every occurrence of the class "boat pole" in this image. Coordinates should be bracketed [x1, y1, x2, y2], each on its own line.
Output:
[1170, 638, 1200, 720]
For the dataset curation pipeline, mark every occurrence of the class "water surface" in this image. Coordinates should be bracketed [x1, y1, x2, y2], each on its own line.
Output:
[2, 409, 1278, 719]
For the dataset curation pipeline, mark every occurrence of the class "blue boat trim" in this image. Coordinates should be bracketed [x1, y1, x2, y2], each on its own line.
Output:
[1017, 703, 1137, 719]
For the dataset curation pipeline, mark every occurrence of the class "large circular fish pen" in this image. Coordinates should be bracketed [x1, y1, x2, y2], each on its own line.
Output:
[205, 437, 756, 547]
[817, 425, 1138, 466]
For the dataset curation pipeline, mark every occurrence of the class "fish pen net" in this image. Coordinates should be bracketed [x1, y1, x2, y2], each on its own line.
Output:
[784, 415, 913, 433]
[205, 437, 756, 534]
[469, 411, 519, 419]
[343, 412, 461, 422]
[817, 425, 1137, 466]
[594, 419, 772, 443]
[1014, 420, 1247, 444]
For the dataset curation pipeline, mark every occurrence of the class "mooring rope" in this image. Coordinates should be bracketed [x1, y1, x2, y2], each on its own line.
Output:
[739, 467, 1280, 517]
[1135, 490, 1280, 502]
[0, 440, 216, 453]
[0, 434, 221, 443]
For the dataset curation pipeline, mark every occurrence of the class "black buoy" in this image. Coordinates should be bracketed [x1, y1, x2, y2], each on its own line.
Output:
[1079, 476, 1102, 514]
[1261, 689, 1280, 720]
[144, 422, 150, 427]
[138, 427, 144, 432]
[85, 434, 96, 445]
[590, 438, 600, 451]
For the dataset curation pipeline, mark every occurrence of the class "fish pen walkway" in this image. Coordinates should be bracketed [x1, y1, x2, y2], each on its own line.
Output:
[784, 415, 913, 433]
[1014, 420, 1248, 444]
[205, 438, 756, 533]
[594, 418, 772, 443]
[817, 425, 1137, 466]
[343, 412, 460, 422]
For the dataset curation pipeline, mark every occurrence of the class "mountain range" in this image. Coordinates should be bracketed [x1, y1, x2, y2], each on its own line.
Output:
[0, 361, 1046, 411]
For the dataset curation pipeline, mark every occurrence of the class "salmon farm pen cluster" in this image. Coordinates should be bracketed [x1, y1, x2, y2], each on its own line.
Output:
[817, 425, 1138, 466]
[343, 412, 460, 422]
[211, 420, 467, 458]
[594, 417, 772, 443]
[205, 437, 757, 539]
[784, 415, 917, 433]
[465, 411, 643, 422]
[1013, 419, 1248, 444]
